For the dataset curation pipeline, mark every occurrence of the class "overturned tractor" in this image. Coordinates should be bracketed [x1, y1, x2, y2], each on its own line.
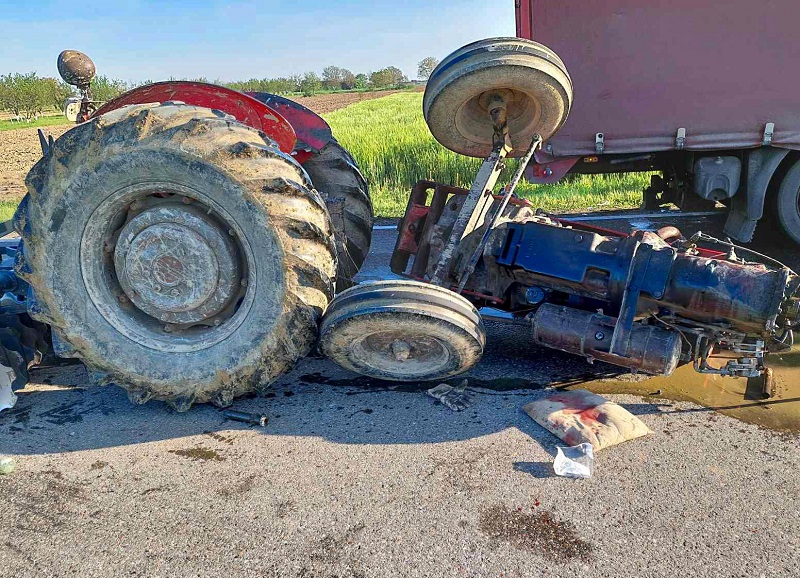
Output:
[1, 39, 798, 412]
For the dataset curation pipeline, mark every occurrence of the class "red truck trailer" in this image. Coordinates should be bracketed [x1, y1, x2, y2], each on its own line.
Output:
[517, 1, 800, 245]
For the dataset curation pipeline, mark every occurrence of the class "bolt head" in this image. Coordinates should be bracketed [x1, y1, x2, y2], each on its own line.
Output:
[595, 331, 605, 340]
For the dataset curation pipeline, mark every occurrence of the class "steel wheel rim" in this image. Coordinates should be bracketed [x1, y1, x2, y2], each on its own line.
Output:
[80, 182, 256, 353]
[350, 328, 452, 378]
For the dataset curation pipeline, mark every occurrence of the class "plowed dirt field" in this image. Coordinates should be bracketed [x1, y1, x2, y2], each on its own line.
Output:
[0, 89, 412, 199]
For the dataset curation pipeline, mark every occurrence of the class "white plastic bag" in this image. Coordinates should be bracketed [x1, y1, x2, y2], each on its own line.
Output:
[553, 443, 594, 479]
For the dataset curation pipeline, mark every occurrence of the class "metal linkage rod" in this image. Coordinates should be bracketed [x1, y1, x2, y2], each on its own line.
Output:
[456, 134, 542, 293]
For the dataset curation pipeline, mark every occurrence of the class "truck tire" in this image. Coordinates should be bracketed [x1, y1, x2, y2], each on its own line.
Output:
[775, 160, 800, 244]
[302, 137, 372, 288]
[15, 102, 336, 411]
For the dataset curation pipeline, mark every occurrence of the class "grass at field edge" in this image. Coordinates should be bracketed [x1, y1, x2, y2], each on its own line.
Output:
[323, 92, 649, 217]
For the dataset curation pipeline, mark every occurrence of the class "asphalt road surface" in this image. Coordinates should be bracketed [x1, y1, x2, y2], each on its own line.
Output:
[1, 210, 798, 578]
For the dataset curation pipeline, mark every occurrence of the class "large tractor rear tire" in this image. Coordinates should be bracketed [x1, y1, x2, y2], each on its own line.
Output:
[15, 102, 337, 411]
[302, 137, 373, 288]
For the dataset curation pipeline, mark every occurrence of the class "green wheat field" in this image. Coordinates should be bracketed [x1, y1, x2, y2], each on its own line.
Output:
[0, 92, 649, 222]
[324, 92, 648, 217]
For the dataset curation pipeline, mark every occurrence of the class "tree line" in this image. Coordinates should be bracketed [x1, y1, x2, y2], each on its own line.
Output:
[1, 57, 439, 120]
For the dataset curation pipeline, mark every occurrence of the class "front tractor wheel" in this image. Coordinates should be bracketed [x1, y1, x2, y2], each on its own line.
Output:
[16, 103, 337, 411]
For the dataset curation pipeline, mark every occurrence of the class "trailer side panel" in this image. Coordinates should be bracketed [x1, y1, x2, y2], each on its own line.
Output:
[518, 1, 800, 156]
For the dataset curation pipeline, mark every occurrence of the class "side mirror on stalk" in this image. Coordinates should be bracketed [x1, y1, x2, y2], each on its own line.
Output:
[57, 50, 96, 90]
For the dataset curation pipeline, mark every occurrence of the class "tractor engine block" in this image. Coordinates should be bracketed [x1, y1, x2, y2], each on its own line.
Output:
[480, 218, 798, 377]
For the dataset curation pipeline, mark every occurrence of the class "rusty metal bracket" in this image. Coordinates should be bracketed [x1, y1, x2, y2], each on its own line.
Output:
[429, 145, 509, 286]
[429, 92, 515, 286]
[609, 243, 654, 357]
[456, 134, 542, 293]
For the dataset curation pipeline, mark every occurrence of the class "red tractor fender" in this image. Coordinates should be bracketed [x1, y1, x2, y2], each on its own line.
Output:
[93, 81, 297, 155]
[245, 92, 332, 164]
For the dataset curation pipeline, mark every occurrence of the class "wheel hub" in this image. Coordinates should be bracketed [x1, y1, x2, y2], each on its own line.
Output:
[114, 205, 241, 324]
[355, 331, 450, 375]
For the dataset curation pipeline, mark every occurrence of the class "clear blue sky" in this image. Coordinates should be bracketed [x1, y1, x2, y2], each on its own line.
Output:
[1, 1, 517, 82]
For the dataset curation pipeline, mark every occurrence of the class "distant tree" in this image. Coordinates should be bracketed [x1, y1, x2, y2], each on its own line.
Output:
[370, 66, 407, 89]
[417, 56, 439, 80]
[299, 71, 322, 96]
[322, 66, 343, 90]
[0, 73, 46, 118]
[340, 69, 356, 90]
[386, 66, 407, 85]
[43, 77, 74, 110]
[91, 75, 128, 102]
[354, 73, 369, 90]
[322, 66, 357, 91]
[368, 69, 392, 89]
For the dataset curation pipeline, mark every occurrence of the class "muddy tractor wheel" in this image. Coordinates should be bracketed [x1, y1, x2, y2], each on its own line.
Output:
[302, 137, 373, 289]
[424, 37, 573, 157]
[319, 281, 485, 381]
[15, 102, 337, 411]
[775, 159, 800, 244]
[0, 313, 49, 393]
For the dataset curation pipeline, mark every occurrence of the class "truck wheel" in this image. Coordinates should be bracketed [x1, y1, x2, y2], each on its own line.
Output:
[16, 102, 336, 411]
[302, 137, 373, 288]
[775, 160, 800, 244]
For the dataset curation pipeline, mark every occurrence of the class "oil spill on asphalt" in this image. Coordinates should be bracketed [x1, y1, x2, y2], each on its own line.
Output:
[478, 504, 593, 561]
[302, 345, 799, 432]
[300, 372, 550, 393]
[168, 447, 226, 462]
[573, 345, 800, 433]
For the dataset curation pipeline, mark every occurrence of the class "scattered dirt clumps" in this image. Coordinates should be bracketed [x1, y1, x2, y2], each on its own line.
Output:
[0, 125, 72, 199]
[293, 88, 419, 115]
[169, 446, 226, 462]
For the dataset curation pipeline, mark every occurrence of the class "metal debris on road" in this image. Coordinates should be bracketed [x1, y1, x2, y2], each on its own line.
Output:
[222, 410, 268, 427]
[427, 379, 474, 412]
[553, 443, 594, 479]
[0, 363, 17, 412]
[0, 456, 16, 475]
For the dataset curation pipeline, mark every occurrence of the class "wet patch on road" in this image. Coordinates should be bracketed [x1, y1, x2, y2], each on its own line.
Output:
[299, 372, 551, 393]
[169, 446, 226, 462]
[574, 345, 800, 433]
[478, 504, 593, 561]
